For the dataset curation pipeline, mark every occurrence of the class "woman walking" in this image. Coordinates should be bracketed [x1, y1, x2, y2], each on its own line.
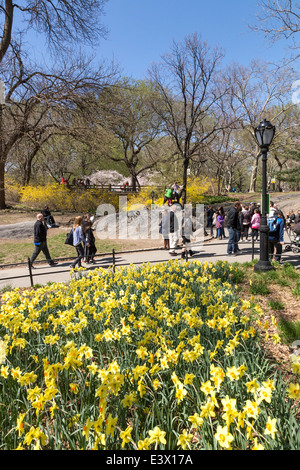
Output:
[84, 221, 97, 263]
[70, 216, 85, 269]
[251, 208, 261, 242]
[216, 209, 225, 240]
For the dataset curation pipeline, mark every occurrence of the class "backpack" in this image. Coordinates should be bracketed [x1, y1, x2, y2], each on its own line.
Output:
[267, 216, 278, 233]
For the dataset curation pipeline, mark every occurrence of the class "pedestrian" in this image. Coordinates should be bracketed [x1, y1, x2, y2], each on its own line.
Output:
[236, 207, 243, 251]
[84, 221, 97, 263]
[41, 206, 58, 228]
[70, 216, 85, 269]
[295, 209, 300, 224]
[30, 213, 57, 267]
[160, 209, 170, 250]
[218, 206, 226, 238]
[216, 210, 225, 239]
[226, 201, 241, 256]
[164, 187, 173, 206]
[171, 181, 180, 201]
[268, 201, 276, 217]
[181, 208, 194, 258]
[206, 205, 214, 236]
[168, 205, 179, 256]
[251, 208, 261, 241]
[241, 205, 251, 241]
[269, 210, 285, 262]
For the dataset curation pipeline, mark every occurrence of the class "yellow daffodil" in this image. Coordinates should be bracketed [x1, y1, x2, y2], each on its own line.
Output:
[214, 425, 234, 450]
[148, 426, 167, 445]
[120, 425, 133, 448]
[264, 417, 278, 440]
[177, 429, 193, 450]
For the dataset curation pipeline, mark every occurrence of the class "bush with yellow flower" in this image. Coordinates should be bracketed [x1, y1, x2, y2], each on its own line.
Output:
[0, 260, 299, 450]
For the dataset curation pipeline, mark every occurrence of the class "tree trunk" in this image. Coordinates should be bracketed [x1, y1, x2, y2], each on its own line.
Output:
[0, 0, 13, 64]
[0, 157, 6, 209]
[0, 104, 6, 208]
[182, 156, 189, 206]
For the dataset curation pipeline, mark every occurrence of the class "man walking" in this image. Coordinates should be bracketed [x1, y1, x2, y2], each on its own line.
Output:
[269, 209, 285, 262]
[226, 201, 241, 256]
[30, 213, 57, 267]
[168, 205, 179, 256]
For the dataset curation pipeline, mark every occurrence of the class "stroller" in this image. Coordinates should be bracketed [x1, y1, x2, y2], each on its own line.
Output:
[285, 222, 300, 253]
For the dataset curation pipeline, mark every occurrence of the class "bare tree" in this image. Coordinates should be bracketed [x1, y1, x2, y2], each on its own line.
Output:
[223, 60, 295, 192]
[148, 33, 226, 205]
[253, 1, 300, 61]
[0, 0, 108, 63]
[0, 45, 116, 207]
[96, 78, 164, 191]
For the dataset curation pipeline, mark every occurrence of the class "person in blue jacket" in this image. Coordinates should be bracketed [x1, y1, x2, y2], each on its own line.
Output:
[269, 210, 285, 262]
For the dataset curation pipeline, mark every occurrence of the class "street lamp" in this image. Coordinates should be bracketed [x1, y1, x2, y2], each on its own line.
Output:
[254, 119, 276, 272]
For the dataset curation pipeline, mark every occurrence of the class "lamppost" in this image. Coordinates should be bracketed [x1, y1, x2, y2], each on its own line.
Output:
[254, 119, 276, 272]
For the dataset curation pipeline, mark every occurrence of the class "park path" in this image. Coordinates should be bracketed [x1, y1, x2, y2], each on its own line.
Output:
[0, 232, 298, 290]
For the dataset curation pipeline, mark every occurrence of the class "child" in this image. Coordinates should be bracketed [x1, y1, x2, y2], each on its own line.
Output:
[216, 211, 225, 239]
[251, 209, 261, 241]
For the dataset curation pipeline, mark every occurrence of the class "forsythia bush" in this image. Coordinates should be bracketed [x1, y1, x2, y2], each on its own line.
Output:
[19, 184, 120, 213]
[0, 260, 299, 450]
[130, 177, 212, 209]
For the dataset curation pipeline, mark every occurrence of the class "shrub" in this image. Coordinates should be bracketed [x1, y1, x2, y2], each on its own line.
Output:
[19, 184, 121, 213]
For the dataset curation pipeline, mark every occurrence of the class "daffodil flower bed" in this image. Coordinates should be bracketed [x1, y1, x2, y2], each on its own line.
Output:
[0, 260, 299, 450]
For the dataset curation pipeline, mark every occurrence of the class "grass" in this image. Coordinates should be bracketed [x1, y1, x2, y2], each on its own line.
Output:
[0, 232, 143, 265]
[249, 277, 270, 295]
[235, 261, 300, 350]
[278, 317, 300, 345]
[268, 299, 285, 311]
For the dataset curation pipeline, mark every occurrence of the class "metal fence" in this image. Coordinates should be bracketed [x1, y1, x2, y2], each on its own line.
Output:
[0, 238, 260, 288]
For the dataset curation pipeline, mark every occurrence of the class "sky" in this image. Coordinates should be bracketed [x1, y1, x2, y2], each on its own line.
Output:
[13, 0, 294, 79]
[90, 0, 292, 79]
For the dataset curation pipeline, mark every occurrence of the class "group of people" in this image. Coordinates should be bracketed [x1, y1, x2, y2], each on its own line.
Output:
[207, 200, 285, 261]
[69, 214, 97, 269]
[30, 210, 97, 269]
[163, 182, 182, 206]
[159, 205, 194, 259]
[30, 197, 289, 268]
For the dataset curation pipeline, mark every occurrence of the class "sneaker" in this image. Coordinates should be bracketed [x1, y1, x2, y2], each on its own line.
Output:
[169, 251, 178, 256]
[49, 262, 58, 266]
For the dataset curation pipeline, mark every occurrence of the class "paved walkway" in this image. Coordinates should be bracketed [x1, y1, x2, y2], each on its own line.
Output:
[0, 234, 298, 290]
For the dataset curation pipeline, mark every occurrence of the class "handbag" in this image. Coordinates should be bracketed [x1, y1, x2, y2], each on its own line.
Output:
[64, 229, 73, 246]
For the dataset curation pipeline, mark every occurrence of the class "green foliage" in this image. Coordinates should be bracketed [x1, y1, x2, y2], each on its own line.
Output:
[278, 318, 300, 345]
[268, 300, 285, 311]
[250, 276, 270, 295]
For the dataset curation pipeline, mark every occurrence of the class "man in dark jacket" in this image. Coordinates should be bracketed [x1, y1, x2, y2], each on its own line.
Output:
[226, 201, 241, 256]
[30, 213, 57, 267]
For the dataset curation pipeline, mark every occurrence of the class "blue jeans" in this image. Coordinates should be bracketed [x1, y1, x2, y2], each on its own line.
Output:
[227, 227, 237, 254]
